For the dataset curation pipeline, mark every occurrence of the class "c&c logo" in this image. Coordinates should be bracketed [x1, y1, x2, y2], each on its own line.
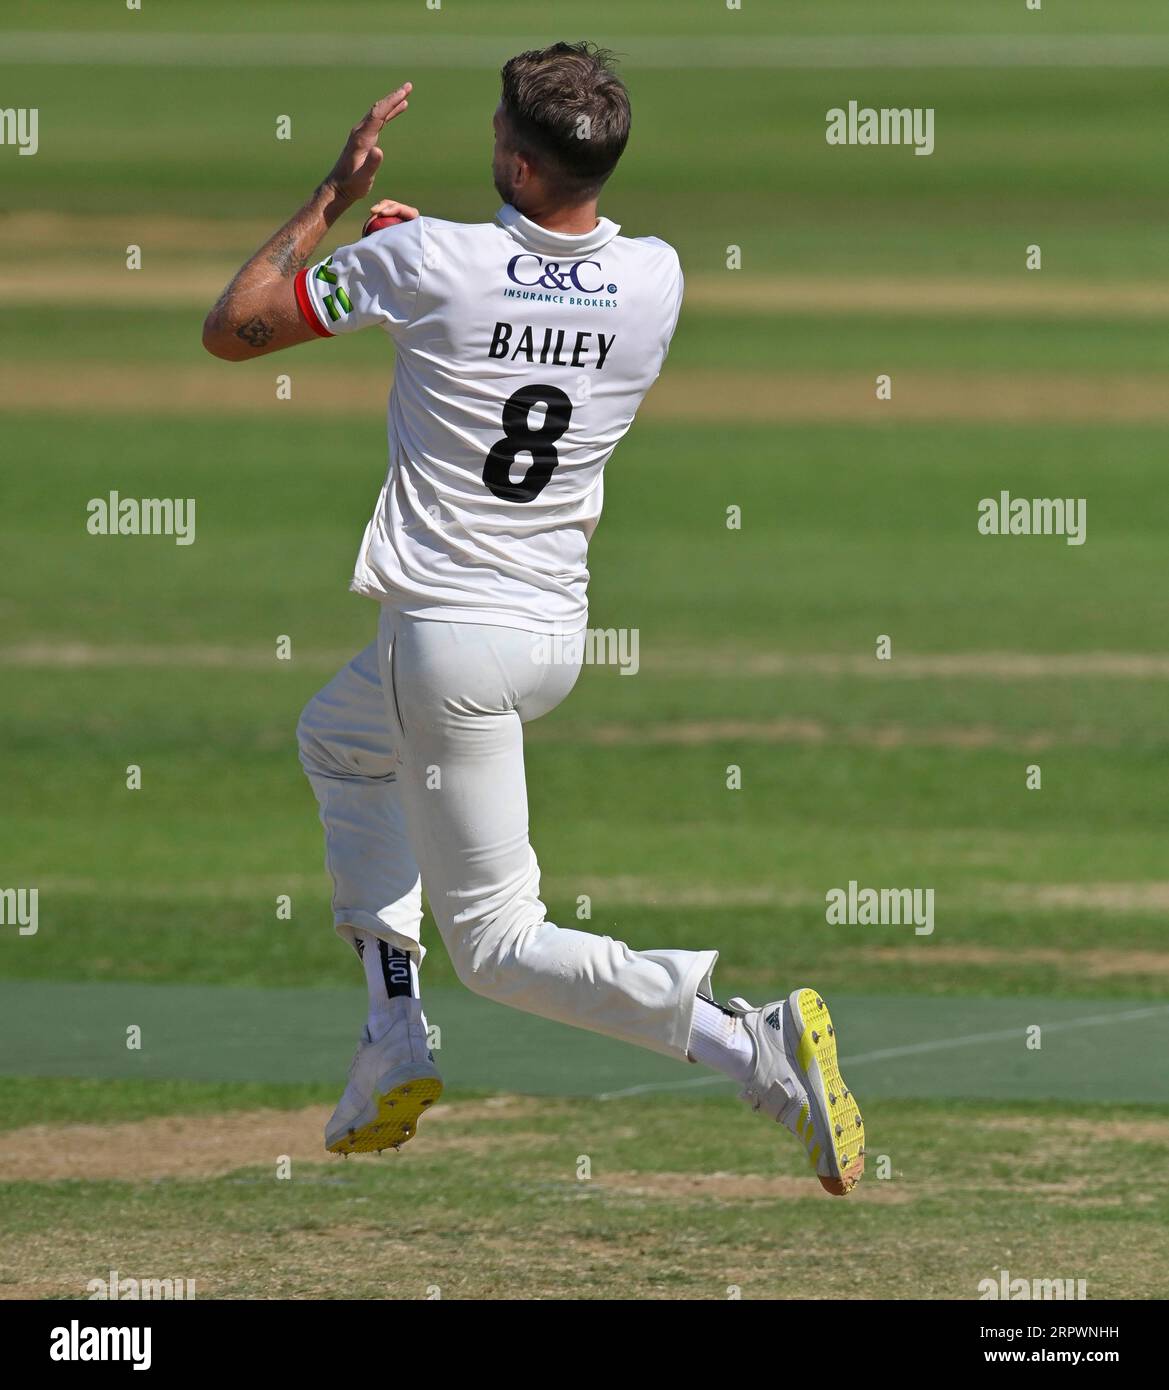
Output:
[506, 254, 609, 294]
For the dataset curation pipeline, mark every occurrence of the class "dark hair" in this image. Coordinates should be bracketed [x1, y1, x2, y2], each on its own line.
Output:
[500, 41, 631, 197]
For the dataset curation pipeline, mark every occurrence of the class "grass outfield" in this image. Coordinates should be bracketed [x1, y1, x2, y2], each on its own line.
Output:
[2, 0, 1168, 1300]
[2, 1085, 1167, 1300]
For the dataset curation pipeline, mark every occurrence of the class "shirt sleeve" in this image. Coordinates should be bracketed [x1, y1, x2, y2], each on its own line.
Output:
[663, 254, 685, 353]
[295, 216, 426, 338]
[638, 236, 685, 362]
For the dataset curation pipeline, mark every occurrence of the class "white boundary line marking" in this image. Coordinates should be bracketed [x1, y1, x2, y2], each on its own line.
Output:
[595, 1003, 1169, 1099]
[842, 1003, 1169, 1065]
[597, 1075, 729, 1101]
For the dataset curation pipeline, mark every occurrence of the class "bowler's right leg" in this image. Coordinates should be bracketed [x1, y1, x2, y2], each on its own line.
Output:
[297, 639, 440, 1153]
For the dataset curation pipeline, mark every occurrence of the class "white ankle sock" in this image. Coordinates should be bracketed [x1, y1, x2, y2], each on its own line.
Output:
[355, 931, 418, 1042]
[687, 996, 756, 1083]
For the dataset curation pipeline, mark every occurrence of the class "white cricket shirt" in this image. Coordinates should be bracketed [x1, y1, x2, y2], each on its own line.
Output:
[296, 204, 684, 633]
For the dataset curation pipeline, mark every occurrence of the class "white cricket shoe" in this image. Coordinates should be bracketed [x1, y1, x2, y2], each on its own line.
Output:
[727, 988, 865, 1195]
[325, 998, 443, 1155]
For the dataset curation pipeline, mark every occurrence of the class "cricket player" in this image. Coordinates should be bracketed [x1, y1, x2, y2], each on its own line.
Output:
[203, 43, 863, 1194]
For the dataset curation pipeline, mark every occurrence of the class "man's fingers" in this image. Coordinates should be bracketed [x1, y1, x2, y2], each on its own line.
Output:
[353, 83, 412, 143]
[372, 82, 412, 119]
[370, 198, 420, 219]
[378, 95, 409, 126]
[329, 85, 410, 198]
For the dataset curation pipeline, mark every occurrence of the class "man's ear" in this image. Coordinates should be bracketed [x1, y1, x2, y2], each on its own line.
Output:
[512, 150, 535, 192]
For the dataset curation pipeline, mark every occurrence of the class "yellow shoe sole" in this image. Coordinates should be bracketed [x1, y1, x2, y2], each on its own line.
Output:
[326, 1076, 443, 1156]
[791, 988, 865, 1196]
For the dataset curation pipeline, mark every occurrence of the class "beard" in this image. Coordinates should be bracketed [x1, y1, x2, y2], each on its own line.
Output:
[493, 164, 519, 207]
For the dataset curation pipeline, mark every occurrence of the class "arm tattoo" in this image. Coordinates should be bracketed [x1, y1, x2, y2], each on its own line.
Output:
[236, 315, 275, 349]
[267, 230, 307, 277]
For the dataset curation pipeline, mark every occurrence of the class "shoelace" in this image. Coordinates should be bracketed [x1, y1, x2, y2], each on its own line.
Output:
[728, 997, 804, 1124]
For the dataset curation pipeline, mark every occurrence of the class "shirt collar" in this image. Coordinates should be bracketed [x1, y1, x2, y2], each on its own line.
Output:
[495, 203, 620, 255]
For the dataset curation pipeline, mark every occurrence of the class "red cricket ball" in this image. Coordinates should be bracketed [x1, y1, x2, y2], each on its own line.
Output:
[362, 212, 407, 237]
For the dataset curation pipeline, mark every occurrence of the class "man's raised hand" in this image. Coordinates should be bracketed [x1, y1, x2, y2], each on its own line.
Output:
[325, 84, 412, 204]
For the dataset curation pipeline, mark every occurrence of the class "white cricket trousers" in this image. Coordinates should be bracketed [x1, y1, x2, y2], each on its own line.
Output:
[297, 607, 717, 1061]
